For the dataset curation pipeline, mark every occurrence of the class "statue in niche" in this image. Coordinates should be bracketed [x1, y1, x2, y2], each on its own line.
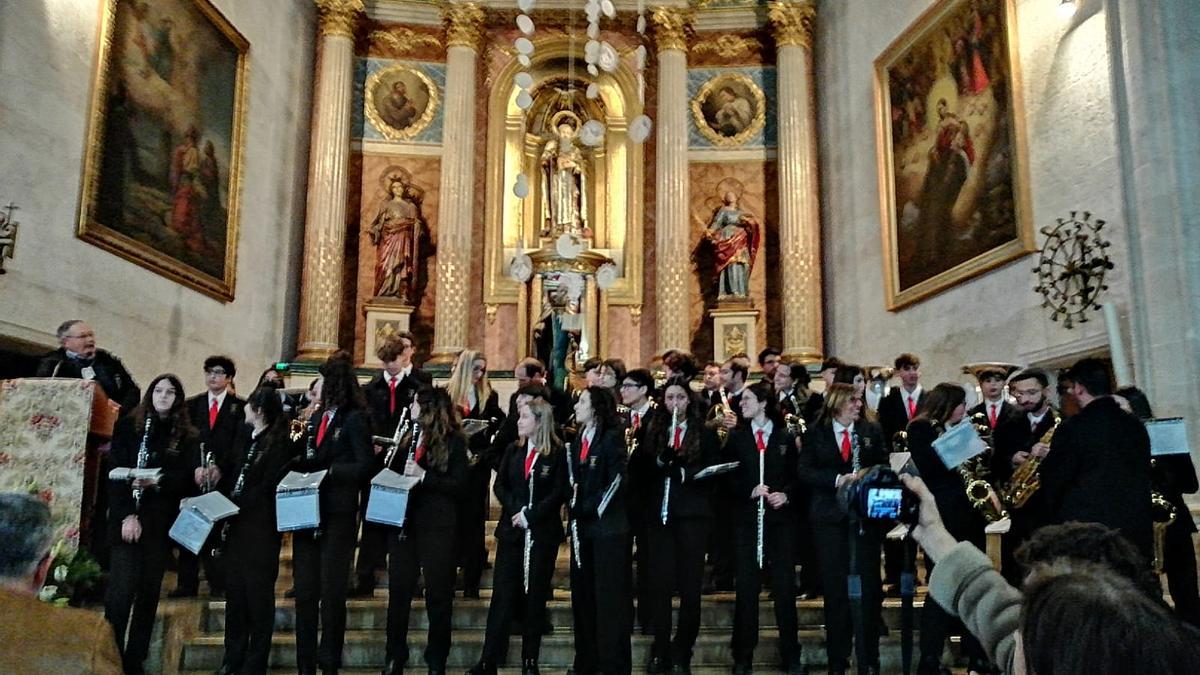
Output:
[705, 190, 761, 301]
[539, 111, 591, 239]
[368, 172, 424, 303]
[533, 271, 584, 391]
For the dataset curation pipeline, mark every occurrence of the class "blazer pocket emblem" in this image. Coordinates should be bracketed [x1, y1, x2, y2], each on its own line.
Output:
[589, 456, 598, 467]
[333, 428, 342, 442]
[540, 465, 550, 477]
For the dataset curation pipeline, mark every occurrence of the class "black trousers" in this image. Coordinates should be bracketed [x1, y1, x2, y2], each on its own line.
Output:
[1165, 522, 1200, 627]
[882, 536, 917, 587]
[647, 517, 708, 665]
[175, 533, 225, 593]
[480, 533, 558, 664]
[707, 491, 738, 588]
[385, 525, 457, 669]
[105, 525, 170, 671]
[292, 511, 358, 671]
[733, 516, 799, 667]
[456, 462, 491, 593]
[222, 519, 281, 675]
[571, 533, 632, 675]
[795, 513, 822, 594]
[355, 483, 389, 587]
[812, 521, 882, 670]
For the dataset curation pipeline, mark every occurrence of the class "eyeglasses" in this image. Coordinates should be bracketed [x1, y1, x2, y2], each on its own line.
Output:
[205, 368, 229, 376]
[619, 382, 641, 389]
[64, 332, 94, 339]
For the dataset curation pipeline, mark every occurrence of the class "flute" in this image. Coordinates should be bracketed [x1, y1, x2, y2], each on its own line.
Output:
[756, 434, 765, 569]
[523, 451, 535, 593]
[661, 406, 678, 526]
[566, 440, 581, 568]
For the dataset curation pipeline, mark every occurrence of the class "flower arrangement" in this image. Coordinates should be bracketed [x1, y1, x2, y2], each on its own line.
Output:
[25, 480, 104, 606]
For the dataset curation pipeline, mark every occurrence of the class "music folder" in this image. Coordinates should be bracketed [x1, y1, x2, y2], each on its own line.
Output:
[931, 421, 986, 469]
[276, 470, 327, 532]
[462, 419, 490, 438]
[108, 467, 163, 482]
[692, 461, 740, 481]
[169, 491, 239, 554]
[1147, 417, 1190, 457]
[366, 468, 420, 527]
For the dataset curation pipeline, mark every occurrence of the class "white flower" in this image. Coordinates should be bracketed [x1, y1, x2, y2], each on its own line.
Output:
[53, 565, 69, 583]
[598, 42, 619, 73]
[38, 585, 58, 602]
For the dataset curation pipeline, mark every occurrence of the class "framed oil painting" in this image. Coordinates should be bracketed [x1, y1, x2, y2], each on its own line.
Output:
[364, 64, 440, 141]
[78, 0, 249, 302]
[874, 0, 1033, 309]
[691, 72, 766, 147]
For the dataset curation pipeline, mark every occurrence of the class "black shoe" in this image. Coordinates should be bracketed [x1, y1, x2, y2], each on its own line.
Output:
[298, 666, 316, 675]
[878, 616, 890, 637]
[381, 659, 404, 675]
[646, 656, 670, 674]
[428, 669, 445, 675]
[464, 662, 497, 675]
[168, 587, 197, 598]
[521, 658, 540, 675]
[322, 669, 339, 675]
[787, 663, 808, 675]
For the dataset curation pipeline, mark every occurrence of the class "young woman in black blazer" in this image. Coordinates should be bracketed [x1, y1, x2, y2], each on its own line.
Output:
[465, 399, 568, 675]
[105, 374, 200, 675]
[568, 386, 632, 675]
[798, 382, 887, 675]
[219, 386, 293, 675]
[728, 381, 804, 675]
[639, 377, 719, 674]
[904, 383, 994, 675]
[446, 349, 506, 598]
[381, 387, 469, 675]
[289, 353, 375, 675]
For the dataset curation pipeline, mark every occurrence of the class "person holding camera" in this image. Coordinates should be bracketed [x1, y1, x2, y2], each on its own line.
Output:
[904, 383, 994, 675]
[798, 382, 887, 675]
[728, 381, 805, 675]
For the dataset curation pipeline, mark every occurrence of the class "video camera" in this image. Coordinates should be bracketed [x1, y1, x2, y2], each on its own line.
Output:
[838, 464, 919, 526]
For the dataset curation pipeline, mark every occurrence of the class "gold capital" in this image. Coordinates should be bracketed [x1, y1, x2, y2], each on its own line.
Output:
[650, 7, 693, 53]
[315, 0, 364, 39]
[443, 3, 487, 51]
[767, 1, 816, 49]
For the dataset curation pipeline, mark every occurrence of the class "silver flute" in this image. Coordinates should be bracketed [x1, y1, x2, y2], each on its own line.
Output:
[566, 440, 581, 568]
[661, 406, 679, 526]
[132, 417, 152, 511]
[523, 457, 535, 593]
[756, 435, 765, 569]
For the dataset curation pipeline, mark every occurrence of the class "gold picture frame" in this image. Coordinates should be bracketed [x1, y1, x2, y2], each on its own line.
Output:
[691, 72, 767, 147]
[364, 64, 440, 141]
[78, 0, 249, 302]
[874, 0, 1033, 310]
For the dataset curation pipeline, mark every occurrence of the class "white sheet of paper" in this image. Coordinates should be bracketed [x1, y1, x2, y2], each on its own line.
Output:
[889, 452, 913, 473]
[931, 422, 986, 469]
[108, 467, 162, 482]
[169, 508, 214, 555]
[1147, 417, 1191, 457]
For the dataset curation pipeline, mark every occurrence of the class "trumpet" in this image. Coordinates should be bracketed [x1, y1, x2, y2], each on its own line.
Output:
[1001, 411, 1060, 509]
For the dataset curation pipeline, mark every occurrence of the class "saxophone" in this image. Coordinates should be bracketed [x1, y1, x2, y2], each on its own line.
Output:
[132, 417, 152, 510]
[1001, 411, 1061, 509]
[784, 392, 807, 437]
[955, 419, 1008, 523]
[706, 388, 733, 443]
[1150, 459, 1179, 574]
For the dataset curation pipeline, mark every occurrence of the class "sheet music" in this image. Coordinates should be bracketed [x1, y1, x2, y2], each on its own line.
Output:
[108, 467, 162, 482]
[1147, 417, 1191, 457]
[169, 508, 214, 555]
[277, 469, 327, 491]
[931, 422, 986, 469]
[692, 461, 739, 480]
[462, 419, 491, 438]
[182, 491, 239, 521]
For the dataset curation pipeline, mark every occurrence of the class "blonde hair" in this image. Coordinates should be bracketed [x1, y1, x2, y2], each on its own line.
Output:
[446, 349, 492, 411]
[521, 399, 560, 457]
[821, 382, 859, 424]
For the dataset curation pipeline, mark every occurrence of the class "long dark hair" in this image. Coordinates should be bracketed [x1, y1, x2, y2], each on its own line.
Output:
[318, 351, 366, 411]
[584, 385, 622, 433]
[653, 376, 705, 462]
[410, 387, 463, 472]
[744, 380, 783, 426]
[133, 373, 192, 453]
[913, 382, 967, 427]
[244, 386, 289, 456]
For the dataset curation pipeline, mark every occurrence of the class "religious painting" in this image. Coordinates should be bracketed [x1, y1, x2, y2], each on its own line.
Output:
[874, 0, 1033, 309]
[78, 0, 248, 302]
[365, 65, 439, 141]
[691, 72, 767, 147]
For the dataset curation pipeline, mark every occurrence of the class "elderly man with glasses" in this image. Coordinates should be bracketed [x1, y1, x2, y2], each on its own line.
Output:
[37, 319, 140, 416]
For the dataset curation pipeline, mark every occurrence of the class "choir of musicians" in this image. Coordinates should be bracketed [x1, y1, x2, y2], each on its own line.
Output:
[61, 318, 1195, 675]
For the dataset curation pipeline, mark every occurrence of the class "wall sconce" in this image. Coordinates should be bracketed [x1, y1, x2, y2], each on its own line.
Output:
[0, 202, 19, 274]
[1058, 0, 1078, 19]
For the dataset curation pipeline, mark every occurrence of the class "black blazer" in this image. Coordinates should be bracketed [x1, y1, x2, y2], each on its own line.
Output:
[968, 399, 1023, 434]
[570, 426, 629, 538]
[991, 408, 1059, 485]
[383, 431, 469, 530]
[798, 420, 887, 524]
[463, 390, 506, 464]
[291, 407, 375, 515]
[728, 422, 800, 525]
[801, 392, 825, 427]
[637, 415, 720, 522]
[1153, 452, 1199, 535]
[493, 440, 568, 544]
[37, 348, 141, 415]
[226, 424, 293, 533]
[1040, 396, 1153, 557]
[364, 368, 432, 437]
[905, 419, 987, 540]
[185, 392, 245, 490]
[106, 415, 199, 541]
[878, 388, 922, 452]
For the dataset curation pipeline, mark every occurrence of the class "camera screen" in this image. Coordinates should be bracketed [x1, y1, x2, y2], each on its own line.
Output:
[866, 487, 903, 519]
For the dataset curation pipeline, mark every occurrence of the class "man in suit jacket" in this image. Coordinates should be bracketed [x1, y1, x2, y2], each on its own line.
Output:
[964, 362, 1022, 433]
[877, 353, 924, 451]
[173, 355, 245, 597]
[1039, 358, 1154, 561]
[354, 333, 432, 595]
[0, 493, 123, 675]
[36, 319, 140, 415]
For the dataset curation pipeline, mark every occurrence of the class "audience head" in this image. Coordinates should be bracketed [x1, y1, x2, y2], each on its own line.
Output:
[203, 355, 236, 394]
[1009, 368, 1051, 414]
[894, 353, 921, 390]
[599, 359, 626, 390]
[139, 373, 187, 423]
[1113, 385, 1153, 419]
[318, 351, 364, 411]
[257, 367, 284, 390]
[819, 357, 844, 387]
[517, 398, 560, 455]
[411, 387, 462, 470]
[834, 363, 867, 397]
[662, 350, 699, 382]
[1015, 521, 1161, 602]
[582, 358, 604, 387]
[0, 493, 55, 593]
[739, 380, 780, 424]
[377, 333, 415, 375]
[1066, 357, 1113, 406]
[916, 382, 968, 426]
[448, 349, 491, 404]
[662, 376, 699, 419]
[774, 359, 811, 395]
[576, 385, 620, 431]
[55, 319, 97, 359]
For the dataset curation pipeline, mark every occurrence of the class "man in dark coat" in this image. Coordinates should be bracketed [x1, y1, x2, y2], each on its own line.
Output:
[37, 320, 139, 415]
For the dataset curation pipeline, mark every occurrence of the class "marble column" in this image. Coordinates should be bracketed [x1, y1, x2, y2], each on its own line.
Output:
[429, 2, 486, 364]
[296, 0, 364, 361]
[650, 7, 692, 354]
[769, 1, 823, 363]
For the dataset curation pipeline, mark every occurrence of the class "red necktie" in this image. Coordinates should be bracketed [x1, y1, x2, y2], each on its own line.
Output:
[632, 413, 641, 431]
[907, 397, 916, 419]
[316, 412, 331, 446]
[388, 378, 398, 415]
[673, 425, 683, 450]
[840, 429, 851, 462]
[755, 429, 766, 453]
[209, 399, 219, 429]
[989, 404, 998, 428]
[524, 447, 537, 479]
[579, 435, 591, 463]
[414, 443, 425, 464]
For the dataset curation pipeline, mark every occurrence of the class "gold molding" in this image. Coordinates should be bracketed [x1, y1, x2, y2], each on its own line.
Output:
[315, 0, 364, 38]
[691, 34, 756, 59]
[650, 7, 694, 53]
[443, 3, 486, 50]
[767, 1, 815, 49]
[363, 65, 440, 140]
[368, 27, 443, 56]
[690, 72, 767, 147]
[630, 304, 643, 325]
[485, 303, 499, 324]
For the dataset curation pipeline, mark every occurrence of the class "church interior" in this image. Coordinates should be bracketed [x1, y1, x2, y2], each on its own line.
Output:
[1, 0, 1199, 673]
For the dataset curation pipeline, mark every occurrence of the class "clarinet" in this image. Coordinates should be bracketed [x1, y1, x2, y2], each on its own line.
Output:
[132, 417, 152, 511]
[662, 407, 678, 526]
[566, 440, 581, 568]
[304, 406, 321, 461]
[201, 444, 215, 494]
[216, 434, 261, 558]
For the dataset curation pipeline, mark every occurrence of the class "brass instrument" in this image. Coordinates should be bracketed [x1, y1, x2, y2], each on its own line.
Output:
[374, 407, 411, 465]
[290, 403, 317, 443]
[706, 388, 734, 444]
[132, 417, 152, 510]
[1150, 488, 1178, 574]
[201, 446, 215, 494]
[784, 392, 807, 437]
[1001, 411, 1061, 509]
[955, 419, 1008, 523]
